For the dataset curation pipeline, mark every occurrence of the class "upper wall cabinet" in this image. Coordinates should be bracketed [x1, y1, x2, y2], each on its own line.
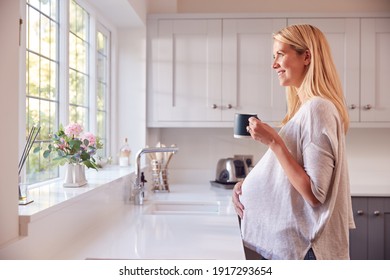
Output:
[147, 15, 390, 128]
[361, 18, 390, 123]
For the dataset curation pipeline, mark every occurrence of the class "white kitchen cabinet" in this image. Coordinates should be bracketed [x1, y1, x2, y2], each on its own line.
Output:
[222, 19, 287, 122]
[150, 19, 223, 124]
[147, 15, 390, 127]
[288, 18, 361, 122]
[361, 18, 390, 123]
[148, 18, 288, 126]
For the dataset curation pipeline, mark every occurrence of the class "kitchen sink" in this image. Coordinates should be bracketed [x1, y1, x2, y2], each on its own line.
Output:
[143, 201, 220, 215]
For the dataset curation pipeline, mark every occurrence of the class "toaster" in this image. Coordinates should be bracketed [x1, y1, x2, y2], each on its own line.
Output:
[215, 158, 248, 183]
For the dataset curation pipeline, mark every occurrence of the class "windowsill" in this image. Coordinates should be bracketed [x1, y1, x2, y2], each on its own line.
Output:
[18, 165, 134, 236]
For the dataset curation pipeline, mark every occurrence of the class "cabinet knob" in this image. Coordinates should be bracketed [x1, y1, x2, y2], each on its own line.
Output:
[349, 104, 357, 110]
[211, 104, 218, 109]
[357, 210, 364, 216]
[364, 104, 372, 110]
[374, 211, 380, 216]
[226, 104, 233, 109]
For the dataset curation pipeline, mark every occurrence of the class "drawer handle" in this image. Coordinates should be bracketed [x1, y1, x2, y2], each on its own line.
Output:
[226, 104, 233, 109]
[374, 211, 380, 216]
[211, 104, 218, 109]
[364, 104, 372, 110]
[357, 210, 364, 216]
[349, 104, 357, 110]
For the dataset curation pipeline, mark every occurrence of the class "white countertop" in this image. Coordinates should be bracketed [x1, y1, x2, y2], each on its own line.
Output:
[12, 166, 389, 260]
[53, 184, 246, 260]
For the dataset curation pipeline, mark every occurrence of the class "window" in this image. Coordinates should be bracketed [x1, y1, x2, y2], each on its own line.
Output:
[26, 0, 59, 183]
[24, 0, 111, 184]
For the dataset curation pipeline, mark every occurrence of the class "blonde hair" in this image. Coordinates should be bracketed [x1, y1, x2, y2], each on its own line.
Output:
[273, 24, 349, 133]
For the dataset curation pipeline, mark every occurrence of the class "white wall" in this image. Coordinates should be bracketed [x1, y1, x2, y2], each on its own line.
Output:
[157, 127, 390, 186]
[116, 27, 147, 164]
[346, 129, 390, 186]
[0, 0, 20, 247]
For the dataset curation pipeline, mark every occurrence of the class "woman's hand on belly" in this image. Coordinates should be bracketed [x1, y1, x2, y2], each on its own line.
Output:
[232, 181, 245, 219]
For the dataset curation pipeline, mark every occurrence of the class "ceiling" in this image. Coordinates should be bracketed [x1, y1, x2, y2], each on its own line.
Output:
[89, 0, 144, 28]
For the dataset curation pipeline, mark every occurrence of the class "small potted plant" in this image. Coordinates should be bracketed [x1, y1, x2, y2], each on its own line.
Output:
[36, 123, 103, 187]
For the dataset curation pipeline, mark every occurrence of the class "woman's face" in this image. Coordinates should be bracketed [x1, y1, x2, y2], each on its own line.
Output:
[272, 39, 310, 88]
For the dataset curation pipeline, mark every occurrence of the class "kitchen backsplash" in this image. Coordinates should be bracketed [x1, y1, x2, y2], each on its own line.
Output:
[152, 127, 390, 186]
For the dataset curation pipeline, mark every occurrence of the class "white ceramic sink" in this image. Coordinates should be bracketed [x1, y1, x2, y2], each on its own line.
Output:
[143, 201, 220, 215]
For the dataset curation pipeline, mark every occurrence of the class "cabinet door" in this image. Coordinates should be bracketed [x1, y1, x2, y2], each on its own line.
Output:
[350, 197, 368, 260]
[361, 18, 390, 122]
[156, 19, 222, 122]
[384, 198, 390, 260]
[368, 197, 390, 260]
[222, 19, 286, 122]
[288, 18, 360, 122]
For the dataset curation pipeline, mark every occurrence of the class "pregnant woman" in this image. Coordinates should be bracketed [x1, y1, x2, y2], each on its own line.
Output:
[232, 24, 355, 260]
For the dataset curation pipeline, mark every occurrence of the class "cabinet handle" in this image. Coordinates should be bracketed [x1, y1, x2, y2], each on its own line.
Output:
[374, 211, 380, 216]
[364, 104, 372, 110]
[349, 104, 356, 110]
[226, 104, 233, 109]
[357, 210, 364, 215]
[211, 104, 218, 109]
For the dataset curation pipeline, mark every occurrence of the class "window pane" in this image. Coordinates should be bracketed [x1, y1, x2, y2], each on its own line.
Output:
[97, 82, 105, 110]
[69, 69, 88, 106]
[40, 0, 57, 18]
[27, 141, 59, 184]
[68, 32, 76, 69]
[97, 53, 105, 81]
[97, 111, 105, 138]
[69, 0, 89, 40]
[76, 2, 88, 40]
[41, 14, 50, 57]
[28, 0, 40, 10]
[97, 32, 106, 54]
[69, 105, 88, 128]
[27, 52, 40, 97]
[40, 57, 50, 99]
[28, 7, 40, 54]
[76, 37, 87, 73]
[26, 98, 58, 139]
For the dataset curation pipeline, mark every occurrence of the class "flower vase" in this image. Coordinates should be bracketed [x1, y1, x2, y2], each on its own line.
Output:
[63, 163, 87, 187]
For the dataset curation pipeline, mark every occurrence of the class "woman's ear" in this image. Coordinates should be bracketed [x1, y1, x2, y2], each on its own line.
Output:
[304, 49, 311, 66]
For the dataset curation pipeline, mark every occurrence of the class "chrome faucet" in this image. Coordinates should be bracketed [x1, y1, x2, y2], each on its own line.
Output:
[133, 146, 179, 205]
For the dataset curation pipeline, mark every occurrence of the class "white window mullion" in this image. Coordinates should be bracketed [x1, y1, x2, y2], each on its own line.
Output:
[59, 0, 69, 126]
[89, 16, 97, 134]
[57, 0, 70, 178]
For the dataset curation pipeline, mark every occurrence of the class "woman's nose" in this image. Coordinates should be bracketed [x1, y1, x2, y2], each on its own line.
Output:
[272, 60, 279, 69]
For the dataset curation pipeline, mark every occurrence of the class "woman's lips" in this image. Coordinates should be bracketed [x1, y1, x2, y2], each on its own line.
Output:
[277, 70, 285, 77]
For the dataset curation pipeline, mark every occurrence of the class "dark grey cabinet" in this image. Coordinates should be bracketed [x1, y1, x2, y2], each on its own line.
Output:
[350, 196, 390, 260]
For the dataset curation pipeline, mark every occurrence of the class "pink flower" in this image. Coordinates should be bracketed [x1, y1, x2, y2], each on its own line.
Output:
[65, 123, 83, 137]
[82, 132, 96, 147]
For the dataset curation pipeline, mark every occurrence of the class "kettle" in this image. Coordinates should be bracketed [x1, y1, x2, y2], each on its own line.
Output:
[215, 158, 248, 183]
